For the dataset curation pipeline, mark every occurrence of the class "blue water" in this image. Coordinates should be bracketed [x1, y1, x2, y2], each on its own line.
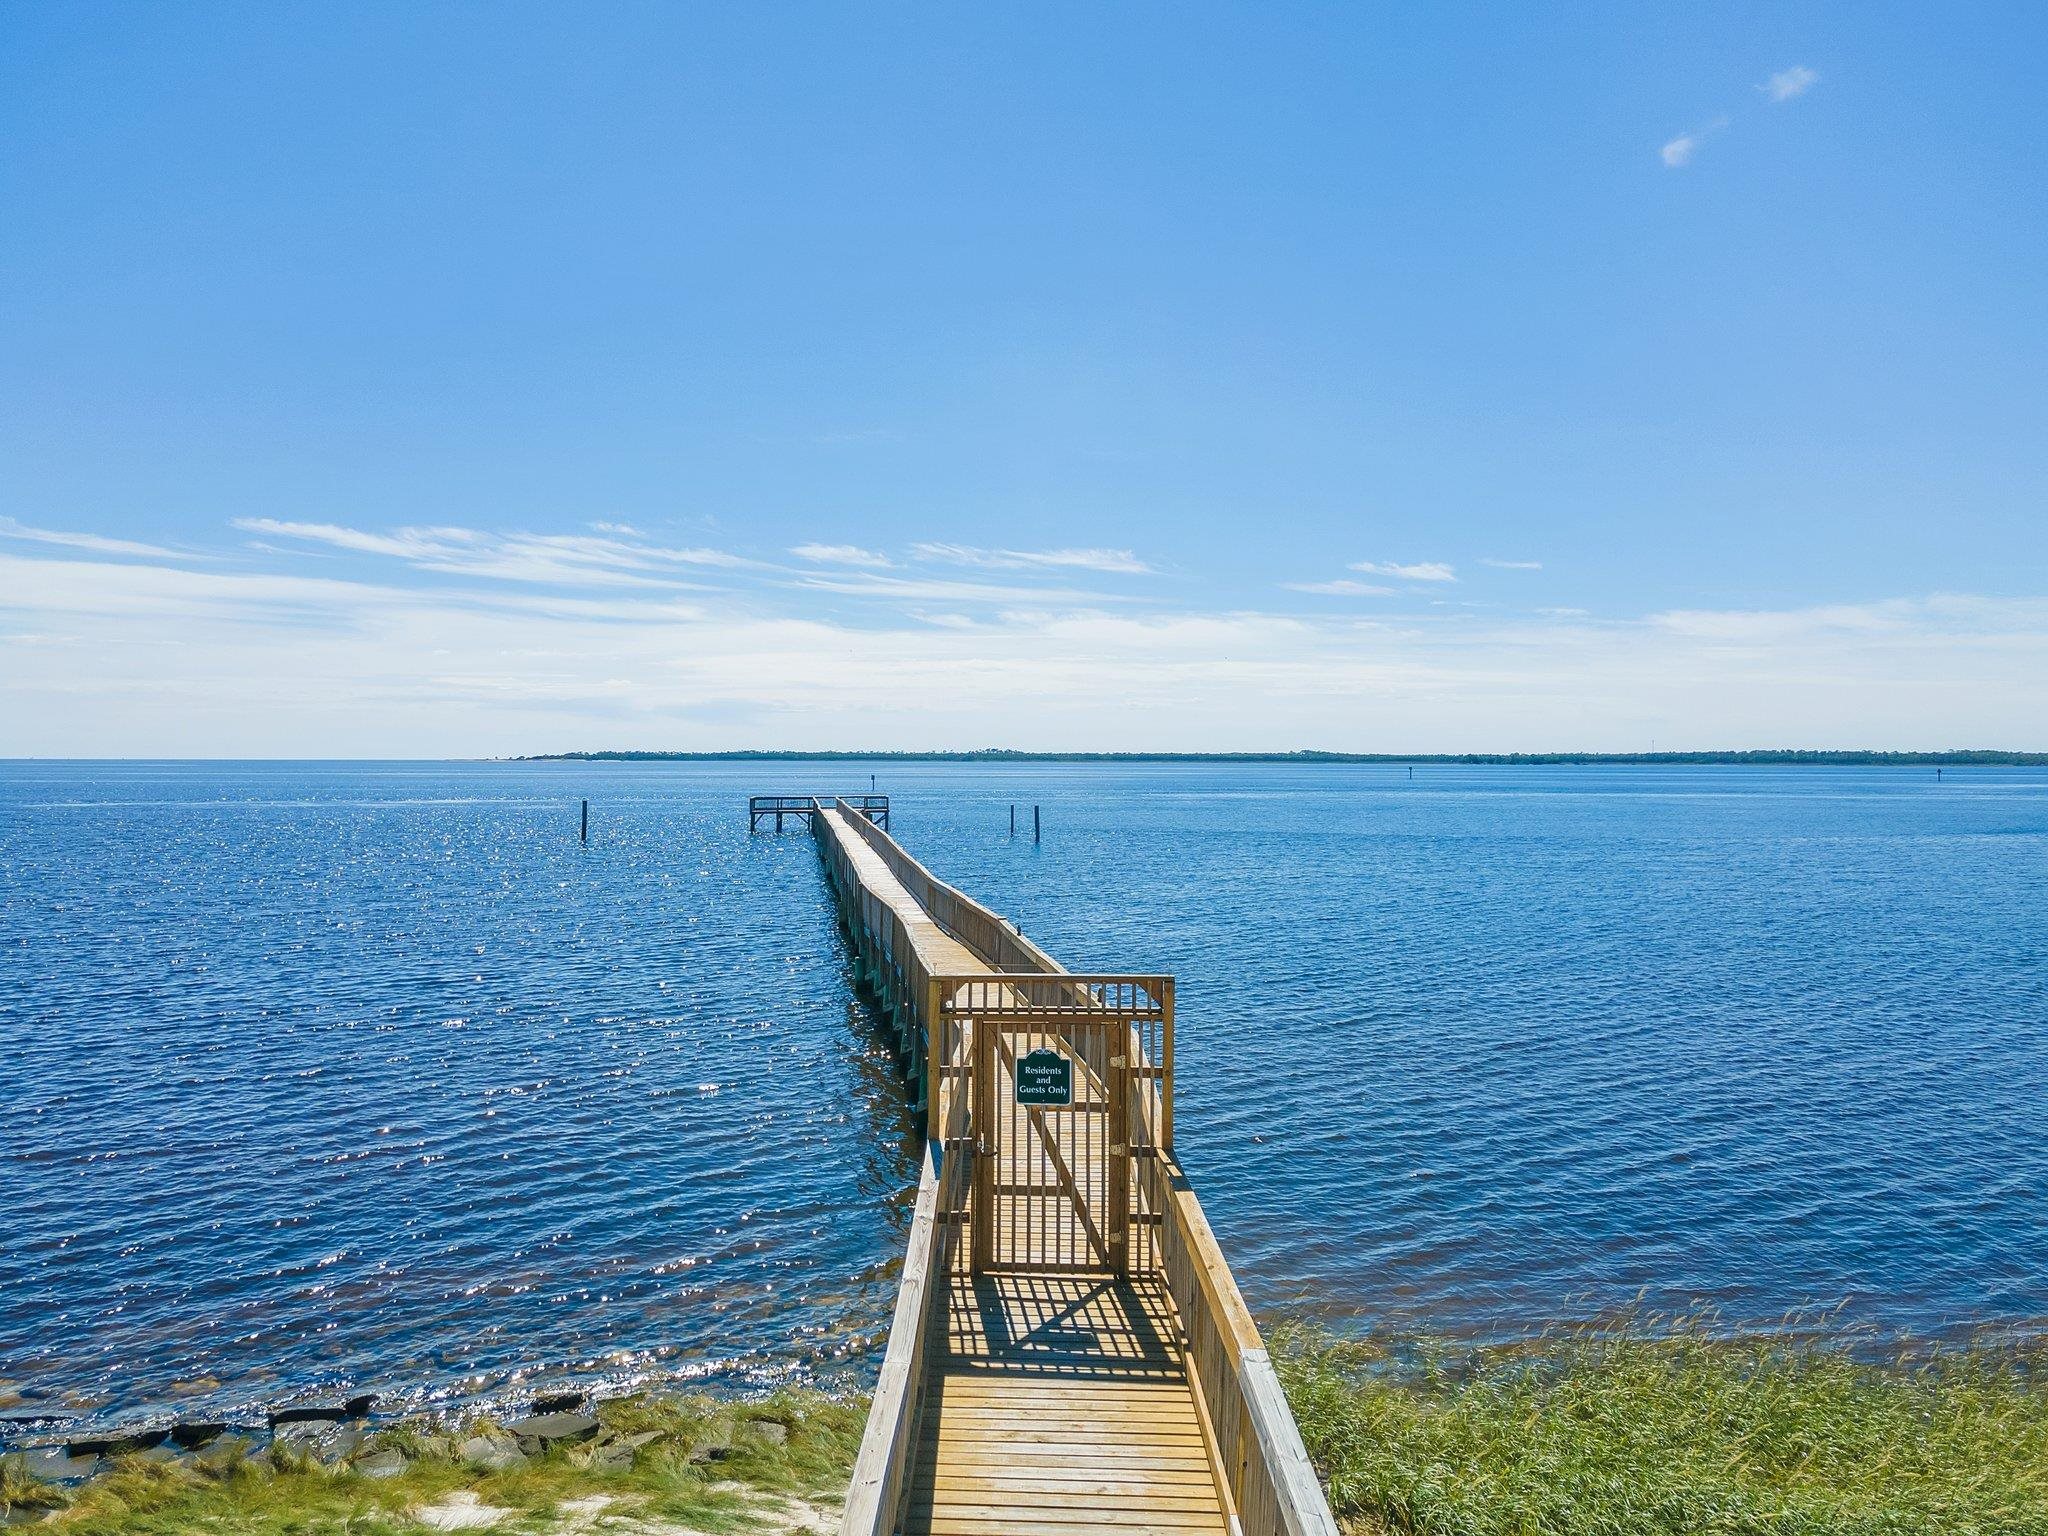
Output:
[3, 761, 2045, 1432]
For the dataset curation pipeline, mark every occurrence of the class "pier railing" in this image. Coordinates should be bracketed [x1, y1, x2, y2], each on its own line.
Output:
[834, 800, 1062, 978]
[812, 802, 947, 1120]
[1155, 1149, 1335, 1535]
[838, 1024, 970, 1536]
[823, 798, 1069, 1122]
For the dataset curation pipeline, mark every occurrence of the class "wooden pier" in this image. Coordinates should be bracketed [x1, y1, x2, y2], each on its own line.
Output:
[762, 797, 1337, 1536]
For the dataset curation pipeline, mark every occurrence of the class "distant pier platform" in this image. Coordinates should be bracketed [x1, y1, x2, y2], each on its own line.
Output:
[749, 793, 889, 833]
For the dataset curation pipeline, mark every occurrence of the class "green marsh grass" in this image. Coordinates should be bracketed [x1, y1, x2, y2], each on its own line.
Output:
[1275, 1315, 2048, 1535]
[11, 1321, 2047, 1533]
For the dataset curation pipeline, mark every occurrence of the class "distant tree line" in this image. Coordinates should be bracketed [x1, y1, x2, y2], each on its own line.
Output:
[515, 748, 2048, 766]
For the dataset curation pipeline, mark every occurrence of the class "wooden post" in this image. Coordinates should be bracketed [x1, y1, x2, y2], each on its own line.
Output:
[1033, 805, 1041, 843]
[971, 1015, 995, 1273]
[580, 799, 588, 843]
[925, 977, 944, 1140]
[1107, 1023, 1130, 1275]
[1009, 804, 1015, 838]
[1160, 976, 1175, 1153]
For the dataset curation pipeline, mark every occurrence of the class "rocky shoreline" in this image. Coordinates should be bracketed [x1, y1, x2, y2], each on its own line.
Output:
[6, 1390, 619, 1490]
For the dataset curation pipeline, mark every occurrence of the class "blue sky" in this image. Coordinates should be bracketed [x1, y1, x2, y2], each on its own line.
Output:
[3, 3, 2045, 754]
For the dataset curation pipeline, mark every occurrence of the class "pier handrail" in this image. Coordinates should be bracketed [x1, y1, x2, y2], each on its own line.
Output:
[1156, 1147, 1338, 1536]
[825, 797, 1072, 1123]
[833, 800, 1062, 977]
[813, 804, 947, 1121]
[839, 1034, 969, 1536]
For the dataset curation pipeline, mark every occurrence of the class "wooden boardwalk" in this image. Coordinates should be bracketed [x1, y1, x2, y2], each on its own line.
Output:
[910, 1274, 1227, 1534]
[772, 800, 1336, 1536]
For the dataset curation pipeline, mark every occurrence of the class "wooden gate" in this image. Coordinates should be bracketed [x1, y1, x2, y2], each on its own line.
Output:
[940, 976, 1172, 1276]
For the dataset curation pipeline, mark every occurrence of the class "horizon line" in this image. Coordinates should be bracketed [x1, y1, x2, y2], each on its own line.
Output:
[526, 747, 2044, 765]
[6, 749, 2045, 766]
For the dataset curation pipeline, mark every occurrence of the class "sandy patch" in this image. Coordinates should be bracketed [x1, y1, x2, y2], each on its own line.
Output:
[414, 1490, 514, 1530]
[552, 1494, 616, 1529]
[598, 1489, 843, 1536]
[413, 1481, 842, 1536]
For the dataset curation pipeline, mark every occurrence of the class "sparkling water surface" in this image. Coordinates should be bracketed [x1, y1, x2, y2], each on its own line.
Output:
[3, 760, 2045, 1431]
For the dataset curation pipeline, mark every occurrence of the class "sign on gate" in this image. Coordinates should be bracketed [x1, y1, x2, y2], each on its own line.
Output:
[1014, 1046, 1073, 1107]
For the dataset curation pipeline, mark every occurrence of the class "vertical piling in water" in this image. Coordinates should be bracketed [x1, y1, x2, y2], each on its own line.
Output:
[580, 799, 589, 843]
[1010, 805, 1016, 838]
[1034, 805, 1041, 843]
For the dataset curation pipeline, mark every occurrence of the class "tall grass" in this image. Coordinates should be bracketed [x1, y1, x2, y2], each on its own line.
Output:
[1275, 1316, 2048, 1535]
[11, 1323, 2047, 1532]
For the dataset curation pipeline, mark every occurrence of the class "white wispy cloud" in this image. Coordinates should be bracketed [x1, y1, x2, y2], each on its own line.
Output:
[1282, 579, 1396, 597]
[1660, 114, 1733, 169]
[5, 536, 2047, 755]
[791, 570, 1147, 605]
[1350, 560, 1456, 582]
[791, 542, 893, 568]
[234, 519, 747, 588]
[912, 542, 1154, 575]
[236, 519, 443, 559]
[0, 550, 713, 627]
[1481, 558, 1543, 571]
[1765, 65, 1819, 103]
[0, 517, 196, 560]
[1665, 72, 1809, 167]
[1651, 599, 1916, 643]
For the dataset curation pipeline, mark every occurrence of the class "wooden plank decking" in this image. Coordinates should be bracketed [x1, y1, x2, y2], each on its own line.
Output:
[774, 799, 1338, 1536]
[907, 1275, 1227, 1535]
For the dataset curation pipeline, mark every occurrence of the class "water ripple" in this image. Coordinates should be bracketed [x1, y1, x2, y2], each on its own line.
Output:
[3, 760, 2045, 1430]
